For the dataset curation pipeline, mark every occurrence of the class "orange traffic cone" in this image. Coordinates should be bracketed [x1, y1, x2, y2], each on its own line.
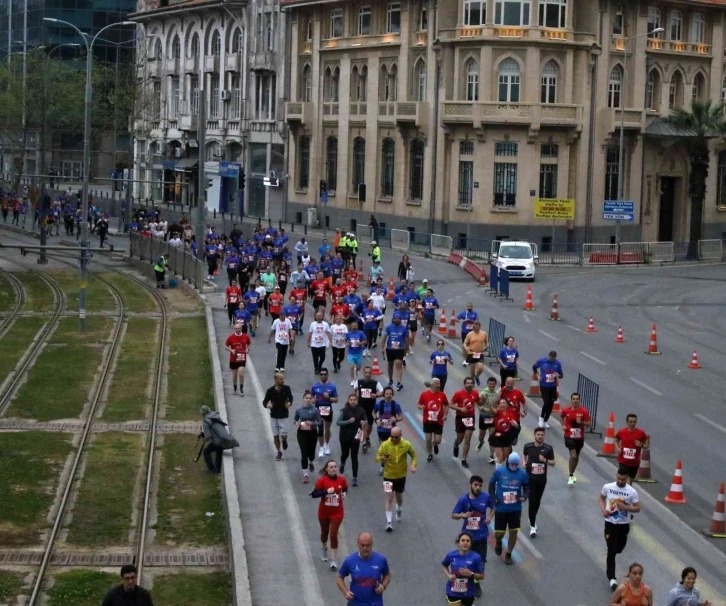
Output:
[528, 373, 541, 397]
[702, 483, 726, 538]
[688, 350, 702, 369]
[549, 294, 560, 321]
[552, 382, 561, 414]
[523, 285, 535, 311]
[635, 447, 657, 483]
[437, 309, 448, 335]
[358, 260, 365, 282]
[478, 271, 488, 287]
[645, 323, 660, 355]
[585, 317, 597, 333]
[665, 460, 687, 504]
[597, 412, 617, 458]
[386, 276, 395, 300]
[371, 354, 383, 376]
[448, 310, 457, 338]
[614, 326, 625, 343]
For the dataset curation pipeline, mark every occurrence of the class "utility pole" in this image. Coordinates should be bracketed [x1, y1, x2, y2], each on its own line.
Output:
[194, 76, 206, 248]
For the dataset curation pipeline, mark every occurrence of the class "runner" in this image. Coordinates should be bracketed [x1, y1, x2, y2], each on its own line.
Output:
[532, 350, 563, 428]
[355, 365, 384, 453]
[451, 476, 494, 597]
[417, 378, 449, 463]
[489, 399, 519, 467]
[330, 314, 349, 373]
[560, 392, 592, 485]
[599, 471, 641, 589]
[498, 376, 527, 446]
[382, 313, 409, 391]
[476, 376, 498, 463]
[440, 533, 486, 606]
[615, 414, 650, 485]
[224, 322, 251, 396]
[263, 372, 293, 461]
[420, 288, 440, 343]
[294, 390, 323, 482]
[260, 265, 277, 315]
[268, 309, 293, 372]
[311, 271, 329, 313]
[336, 532, 391, 605]
[312, 368, 339, 458]
[406, 298, 420, 352]
[463, 321, 488, 386]
[430, 339, 454, 391]
[225, 249, 241, 285]
[489, 452, 529, 565]
[361, 299, 383, 356]
[456, 303, 479, 367]
[290, 280, 308, 334]
[345, 319, 368, 387]
[282, 296, 302, 351]
[267, 285, 284, 322]
[376, 427, 417, 532]
[373, 388, 403, 472]
[498, 337, 519, 386]
[610, 563, 653, 606]
[242, 283, 261, 336]
[664, 567, 712, 606]
[307, 310, 332, 375]
[450, 378, 480, 469]
[336, 393, 367, 486]
[522, 427, 555, 537]
[225, 279, 242, 326]
[311, 460, 348, 570]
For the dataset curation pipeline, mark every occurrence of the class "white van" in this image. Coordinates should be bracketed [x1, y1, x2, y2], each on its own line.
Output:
[493, 241, 537, 281]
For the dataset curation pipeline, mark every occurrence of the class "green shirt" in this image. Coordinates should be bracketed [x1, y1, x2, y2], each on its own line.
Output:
[371, 246, 381, 262]
[261, 272, 276, 292]
[416, 286, 427, 297]
[479, 388, 498, 416]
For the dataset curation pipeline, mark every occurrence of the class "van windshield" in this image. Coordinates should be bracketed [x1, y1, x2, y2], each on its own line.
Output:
[499, 245, 532, 260]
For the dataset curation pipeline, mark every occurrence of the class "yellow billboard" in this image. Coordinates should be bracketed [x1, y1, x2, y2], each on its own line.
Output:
[534, 198, 575, 220]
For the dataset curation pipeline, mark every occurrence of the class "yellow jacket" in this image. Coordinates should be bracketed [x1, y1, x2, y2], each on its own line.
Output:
[375, 437, 417, 479]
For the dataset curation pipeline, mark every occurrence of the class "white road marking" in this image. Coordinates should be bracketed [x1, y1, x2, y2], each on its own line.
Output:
[565, 324, 581, 332]
[628, 377, 663, 396]
[466, 290, 474, 295]
[695, 413, 726, 435]
[522, 312, 531, 324]
[579, 351, 606, 366]
[538, 330, 560, 342]
[445, 298, 453, 304]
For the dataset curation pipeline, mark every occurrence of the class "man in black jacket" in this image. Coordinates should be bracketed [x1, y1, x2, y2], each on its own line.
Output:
[101, 564, 154, 606]
[263, 372, 294, 461]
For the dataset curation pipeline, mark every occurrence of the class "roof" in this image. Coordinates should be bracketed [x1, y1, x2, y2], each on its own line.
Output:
[174, 157, 200, 170]
[644, 119, 698, 138]
[130, 0, 239, 19]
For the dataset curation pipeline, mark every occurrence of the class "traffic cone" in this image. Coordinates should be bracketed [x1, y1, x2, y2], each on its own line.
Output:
[665, 460, 687, 504]
[549, 294, 560, 321]
[702, 483, 726, 538]
[386, 276, 395, 300]
[597, 412, 617, 458]
[478, 271, 488, 287]
[528, 373, 541, 397]
[371, 354, 383, 376]
[448, 310, 457, 338]
[437, 309, 448, 335]
[645, 323, 660, 355]
[614, 326, 625, 343]
[523, 285, 535, 311]
[358, 260, 365, 282]
[585, 317, 597, 333]
[635, 447, 657, 483]
[687, 350, 702, 369]
[552, 382, 561, 414]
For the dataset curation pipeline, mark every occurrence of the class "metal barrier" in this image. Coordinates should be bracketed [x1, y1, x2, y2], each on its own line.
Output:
[409, 232, 431, 255]
[390, 229, 411, 252]
[129, 232, 205, 289]
[356, 223, 374, 245]
[618, 242, 647, 264]
[498, 269, 512, 300]
[648, 241, 675, 263]
[698, 239, 723, 260]
[431, 234, 453, 257]
[536, 242, 582, 265]
[487, 318, 505, 365]
[583, 243, 618, 265]
[488, 264, 499, 294]
[576, 373, 602, 437]
[453, 238, 491, 263]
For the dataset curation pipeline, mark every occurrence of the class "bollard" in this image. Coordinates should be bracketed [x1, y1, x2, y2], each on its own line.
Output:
[213, 209, 217, 219]
[279, 219, 282, 230]
[290, 222, 294, 233]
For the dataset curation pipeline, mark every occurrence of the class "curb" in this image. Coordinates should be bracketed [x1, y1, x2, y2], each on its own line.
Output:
[204, 299, 253, 606]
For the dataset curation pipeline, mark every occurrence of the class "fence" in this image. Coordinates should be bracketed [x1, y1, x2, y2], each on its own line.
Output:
[129, 232, 205, 289]
[390, 229, 411, 252]
[583, 243, 618, 265]
[649, 241, 675, 263]
[535, 242, 582, 265]
[431, 234, 453, 257]
[453, 238, 491, 263]
[698, 239, 723, 260]
[487, 318, 505, 365]
[576, 373, 602, 437]
[618, 242, 648, 264]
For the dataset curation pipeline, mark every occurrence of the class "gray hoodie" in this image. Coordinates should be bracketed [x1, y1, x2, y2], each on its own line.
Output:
[664, 582, 702, 606]
[294, 405, 322, 428]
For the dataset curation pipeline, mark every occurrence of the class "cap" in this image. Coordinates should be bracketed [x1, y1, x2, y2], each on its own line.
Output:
[422, 279, 429, 283]
[200, 405, 211, 415]
[274, 285, 280, 290]
[507, 452, 521, 468]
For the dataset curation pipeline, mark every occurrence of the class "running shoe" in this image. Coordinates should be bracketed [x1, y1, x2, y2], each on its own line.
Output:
[568, 475, 576, 486]
[318, 447, 324, 459]
[461, 460, 469, 469]
[609, 579, 618, 590]
[530, 525, 537, 537]
[352, 477, 359, 487]
[330, 561, 338, 571]
[321, 547, 329, 562]
[339, 464, 345, 474]
[504, 553, 513, 565]
[395, 506, 402, 522]
[453, 444, 459, 458]
[494, 542, 503, 556]
[462, 361, 469, 367]
[396, 383, 403, 392]
[378, 465, 384, 476]
[308, 462, 315, 472]
[476, 440, 484, 452]
[386, 523, 393, 533]
[488, 456, 496, 464]
[282, 439, 288, 451]
[276, 451, 282, 461]
[426, 455, 433, 463]
[475, 377, 480, 386]
[434, 444, 439, 455]
[324, 444, 331, 455]
[302, 473, 309, 484]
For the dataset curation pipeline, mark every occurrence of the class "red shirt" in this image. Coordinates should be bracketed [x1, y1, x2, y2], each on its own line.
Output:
[311, 279, 328, 301]
[343, 270, 358, 283]
[330, 285, 346, 301]
[225, 332, 251, 363]
[226, 285, 241, 305]
[451, 389, 480, 417]
[615, 427, 649, 466]
[492, 408, 518, 436]
[314, 474, 348, 519]
[499, 387, 526, 421]
[418, 390, 449, 426]
[268, 293, 283, 314]
[290, 288, 307, 306]
[330, 303, 350, 320]
[560, 406, 592, 440]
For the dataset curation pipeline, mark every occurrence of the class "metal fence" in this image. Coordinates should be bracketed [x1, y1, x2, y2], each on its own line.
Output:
[576, 373, 602, 437]
[390, 229, 411, 251]
[618, 242, 648, 264]
[431, 234, 453, 257]
[698, 239, 723, 260]
[535, 242, 582, 265]
[583, 243, 618, 265]
[487, 318, 505, 364]
[129, 232, 205, 289]
[649, 241, 675, 263]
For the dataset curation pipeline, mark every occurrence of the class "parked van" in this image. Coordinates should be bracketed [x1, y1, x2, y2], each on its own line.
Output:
[493, 241, 537, 281]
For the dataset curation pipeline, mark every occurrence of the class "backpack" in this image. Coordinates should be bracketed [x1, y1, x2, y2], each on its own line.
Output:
[209, 418, 240, 450]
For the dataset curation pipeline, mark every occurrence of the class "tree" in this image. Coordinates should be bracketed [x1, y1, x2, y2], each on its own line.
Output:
[665, 99, 726, 256]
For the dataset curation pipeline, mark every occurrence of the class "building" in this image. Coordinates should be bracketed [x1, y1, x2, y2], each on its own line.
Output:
[282, 0, 726, 246]
[131, 0, 287, 219]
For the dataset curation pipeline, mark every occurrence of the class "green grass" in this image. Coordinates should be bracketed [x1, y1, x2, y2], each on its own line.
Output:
[65, 433, 143, 547]
[0, 570, 25, 605]
[47, 570, 118, 606]
[0, 273, 16, 312]
[6, 317, 114, 420]
[102, 272, 158, 313]
[166, 317, 213, 420]
[18, 272, 54, 312]
[46, 271, 116, 312]
[0, 316, 47, 385]
[153, 572, 233, 606]
[103, 318, 160, 421]
[154, 434, 226, 546]
[0, 432, 73, 546]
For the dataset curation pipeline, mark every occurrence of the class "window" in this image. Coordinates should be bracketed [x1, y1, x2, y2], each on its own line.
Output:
[255, 73, 276, 119]
[612, 3, 623, 36]
[493, 162, 517, 207]
[539, 0, 566, 29]
[495, 142, 518, 156]
[645, 69, 660, 110]
[495, 0, 530, 26]
[409, 139, 425, 201]
[647, 7, 662, 37]
[669, 10, 683, 41]
[691, 13, 705, 43]
[464, 0, 484, 26]
[324, 67, 340, 102]
[301, 65, 312, 102]
[352, 65, 368, 101]
[211, 31, 221, 56]
[721, 76, 726, 105]
[539, 164, 557, 198]
[352, 137, 366, 191]
[153, 80, 162, 118]
[210, 76, 220, 117]
[415, 60, 427, 101]
[171, 36, 181, 59]
[231, 74, 242, 117]
[541, 60, 557, 104]
[541, 143, 558, 158]
[669, 72, 683, 109]
[460, 140, 475, 155]
[326, 137, 338, 191]
[498, 58, 520, 103]
[420, 5, 428, 30]
[692, 73, 705, 102]
[207, 142, 222, 161]
[717, 150, 726, 207]
[171, 76, 180, 116]
[265, 12, 274, 51]
[330, 8, 344, 38]
[381, 138, 395, 197]
[380, 65, 398, 101]
[232, 27, 244, 53]
[459, 159, 474, 207]
[466, 59, 479, 101]
[358, 6, 371, 35]
[669, 80, 676, 109]
[298, 136, 310, 189]
[387, 3, 402, 33]
[154, 39, 162, 61]
[190, 34, 200, 58]
[306, 18, 313, 41]
[604, 146, 620, 201]
[608, 65, 623, 108]
[190, 76, 199, 114]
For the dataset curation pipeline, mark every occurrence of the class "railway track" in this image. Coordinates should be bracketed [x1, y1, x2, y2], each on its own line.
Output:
[0, 269, 25, 338]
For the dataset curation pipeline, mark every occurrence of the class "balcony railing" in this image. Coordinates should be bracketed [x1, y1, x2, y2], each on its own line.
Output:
[349, 101, 367, 122]
[250, 51, 277, 71]
[179, 114, 198, 131]
[495, 27, 525, 38]
[285, 101, 313, 125]
[322, 102, 340, 119]
[147, 60, 161, 78]
[321, 32, 401, 50]
[166, 58, 179, 73]
[442, 102, 581, 127]
[302, 41, 312, 54]
[225, 53, 241, 72]
[184, 56, 200, 73]
[414, 31, 427, 46]
[204, 55, 220, 72]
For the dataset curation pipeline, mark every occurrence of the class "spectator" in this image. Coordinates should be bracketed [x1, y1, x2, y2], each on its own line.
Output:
[101, 564, 154, 606]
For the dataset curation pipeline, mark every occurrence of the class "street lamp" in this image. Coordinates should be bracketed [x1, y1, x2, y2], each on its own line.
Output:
[43, 17, 136, 332]
[615, 27, 663, 244]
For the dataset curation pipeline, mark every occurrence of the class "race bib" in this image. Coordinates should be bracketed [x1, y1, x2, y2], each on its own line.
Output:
[465, 516, 481, 531]
[435, 356, 446, 364]
[452, 578, 468, 593]
[350, 340, 359, 347]
[278, 331, 289, 340]
[502, 491, 517, 504]
[545, 373, 556, 382]
[383, 481, 393, 493]
[390, 340, 400, 349]
[531, 463, 545, 475]
[300, 421, 311, 430]
[324, 494, 340, 507]
[354, 428, 364, 441]
[623, 447, 636, 460]
[380, 417, 393, 429]
[462, 417, 474, 428]
[319, 406, 331, 416]
[506, 354, 516, 362]
[427, 410, 439, 422]
[360, 388, 372, 398]
[229, 295, 238, 303]
[235, 352, 246, 362]
[569, 427, 582, 439]
[483, 417, 494, 426]
[472, 352, 481, 359]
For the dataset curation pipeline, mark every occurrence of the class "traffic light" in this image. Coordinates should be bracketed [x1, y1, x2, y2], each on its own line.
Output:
[320, 180, 328, 194]
[207, 179, 213, 189]
[239, 167, 246, 192]
[358, 183, 366, 202]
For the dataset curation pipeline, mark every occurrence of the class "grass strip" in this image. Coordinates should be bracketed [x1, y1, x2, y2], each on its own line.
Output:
[161, 287, 203, 313]
[154, 434, 226, 546]
[46, 271, 116, 313]
[152, 572, 233, 606]
[7, 317, 113, 420]
[103, 318, 159, 422]
[101, 272, 158, 313]
[0, 432, 73, 547]
[18, 272, 54, 312]
[47, 570, 118, 606]
[0, 316, 47, 386]
[166, 317, 213, 420]
[0, 570, 25, 605]
[65, 433, 143, 547]
[0, 273, 15, 312]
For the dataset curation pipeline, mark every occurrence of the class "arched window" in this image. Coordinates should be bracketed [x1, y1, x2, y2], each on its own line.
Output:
[306, 18, 313, 41]
[301, 64, 312, 102]
[211, 31, 221, 56]
[154, 39, 162, 61]
[645, 69, 661, 110]
[409, 139, 425, 201]
[232, 27, 244, 53]
[358, 65, 367, 101]
[326, 137, 338, 191]
[498, 58, 520, 103]
[415, 60, 427, 101]
[352, 137, 366, 191]
[647, 7, 662, 37]
[206, 141, 222, 161]
[331, 67, 340, 102]
[324, 67, 332, 101]
[190, 33, 200, 58]
[540, 60, 557, 104]
[298, 136, 310, 189]
[466, 59, 479, 101]
[381, 138, 395, 197]
[381, 65, 397, 101]
[691, 13, 705, 43]
[608, 65, 623, 108]
[379, 65, 388, 101]
[171, 36, 181, 59]
[669, 10, 683, 41]
[669, 71, 684, 109]
[692, 73, 706, 103]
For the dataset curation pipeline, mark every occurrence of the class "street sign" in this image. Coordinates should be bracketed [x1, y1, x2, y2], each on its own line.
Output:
[603, 200, 634, 222]
[534, 198, 575, 220]
[321, 190, 329, 204]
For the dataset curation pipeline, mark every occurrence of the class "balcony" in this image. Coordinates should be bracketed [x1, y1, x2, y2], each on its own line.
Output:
[394, 101, 429, 129]
[204, 55, 220, 72]
[414, 31, 427, 46]
[285, 101, 314, 125]
[301, 41, 312, 55]
[225, 53, 241, 72]
[184, 56, 200, 73]
[250, 51, 277, 71]
[322, 102, 339, 122]
[441, 102, 582, 128]
[494, 26, 525, 38]
[349, 101, 368, 123]
[540, 28, 571, 41]
[206, 119, 227, 134]
[610, 108, 645, 132]
[179, 114, 198, 131]
[166, 58, 179, 73]
[646, 38, 711, 56]
[147, 60, 161, 78]
[321, 32, 401, 51]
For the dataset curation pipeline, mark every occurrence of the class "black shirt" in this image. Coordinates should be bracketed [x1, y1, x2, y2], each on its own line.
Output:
[101, 584, 154, 606]
[337, 405, 367, 440]
[522, 441, 555, 482]
[263, 384, 294, 419]
[356, 379, 380, 408]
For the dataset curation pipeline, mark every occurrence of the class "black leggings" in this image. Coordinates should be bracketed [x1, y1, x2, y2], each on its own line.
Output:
[311, 346, 327, 372]
[339, 435, 360, 478]
[500, 367, 517, 386]
[604, 522, 630, 580]
[332, 347, 345, 371]
[540, 386, 557, 421]
[365, 328, 377, 348]
[297, 429, 317, 469]
[528, 481, 547, 526]
[276, 343, 289, 369]
[227, 304, 236, 323]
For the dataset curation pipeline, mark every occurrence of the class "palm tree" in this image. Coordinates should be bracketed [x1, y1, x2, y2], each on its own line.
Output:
[666, 99, 726, 257]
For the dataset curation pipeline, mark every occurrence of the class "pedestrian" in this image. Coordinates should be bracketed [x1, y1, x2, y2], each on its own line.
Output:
[97, 214, 109, 247]
[312, 368, 339, 458]
[456, 304, 479, 367]
[337, 532, 391, 605]
[263, 372, 293, 461]
[441, 532, 486, 605]
[269, 309, 293, 372]
[369, 240, 381, 264]
[294, 390, 322, 483]
[532, 350, 563, 428]
[397, 254, 410, 281]
[376, 426, 417, 532]
[463, 321, 488, 385]
[429, 339, 454, 391]
[307, 310, 331, 374]
[498, 336, 519, 385]
[336, 393, 367, 486]
[225, 279, 242, 326]
[345, 319, 368, 388]
[355, 364, 384, 451]
[615, 414, 650, 485]
[311, 459, 348, 570]
[372, 386, 403, 448]
[489, 452, 529, 565]
[417, 378, 449, 463]
[522, 427, 555, 537]
[450, 377, 480, 469]
[224, 322, 251, 396]
[420, 288, 439, 343]
[610, 562, 653, 606]
[101, 564, 154, 606]
[199, 405, 239, 473]
[664, 567, 712, 606]
[153, 254, 168, 289]
[475, 376, 498, 463]
[368, 214, 379, 241]
[498, 376, 527, 446]
[382, 313, 408, 391]
[561, 392, 591, 485]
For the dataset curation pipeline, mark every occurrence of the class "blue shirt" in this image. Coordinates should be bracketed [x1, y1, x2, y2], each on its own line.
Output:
[533, 357, 563, 387]
[331, 259, 345, 279]
[404, 290, 420, 303]
[499, 347, 519, 370]
[394, 309, 410, 323]
[344, 294, 363, 315]
[226, 254, 239, 270]
[373, 399, 402, 435]
[488, 466, 529, 512]
[370, 266, 385, 282]
[311, 381, 338, 408]
[319, 243, 331, 258]
[243, 291, 260, 313]
[392, 294, 408, 308]
[307, 264, 319, 277]
[361, 308, 382, 331]
[283, 304, 301, 328]
[430, 350, 453, 377]
[457, 310, 479, 335]
[422, 296, 439, 317]
[441, 549, 484, 599]
[452, 492, 495, 542]
[233, 309, 252, 326]
[384, 323, 408, 350]
[338, 551, 390, 606]
[320, 260, 332, 278]
[205, 244, 217, 260]
[346, 330, 367, 354]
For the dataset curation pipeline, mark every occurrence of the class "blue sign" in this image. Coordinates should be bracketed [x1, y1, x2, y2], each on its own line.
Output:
[219, 161, 241, 178]
[321, 190, 329, 204]
[603, 200, 634, 222]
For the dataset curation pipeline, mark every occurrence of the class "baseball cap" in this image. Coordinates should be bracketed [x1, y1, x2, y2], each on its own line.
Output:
[422, 279, 429, 283]
[371, 241, 377, 245]
[507, 452, 521, 469]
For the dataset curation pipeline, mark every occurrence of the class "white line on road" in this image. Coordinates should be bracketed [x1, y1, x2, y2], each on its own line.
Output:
[628, 377, 663, 396]
[466, 290, 474, 295]
[695, 413, 726, 435]
[445, 298, 453, 304]
[522, 312, 531, 324]
[565, 324, 581, 332]
[579, 351, 606, 366]
[538, 330, 560, 342]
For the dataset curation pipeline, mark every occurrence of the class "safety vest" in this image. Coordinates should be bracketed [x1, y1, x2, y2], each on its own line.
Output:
[349, 238, 359, 253]
[339, 236, 349, 250]
[371, 246, 381, 262]
[154, 256, 167, 272]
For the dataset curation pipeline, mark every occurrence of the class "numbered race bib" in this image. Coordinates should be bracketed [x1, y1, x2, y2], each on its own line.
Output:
[324, 494, 340, 507]
[300, 421, 311, 430]
[380, 417, 393, 429]
[462, 417, 474, 428]
[452, 578, 468, 593]
[623, 447, 636, 460]
[435, 356, 446, 365]
[531, 463, 545, 475]
[545, 373, 556, 383]
[383, 481, 393, 493]
[235, 352, 246, 362]
[350, 340, 360, 348]
[483, 416, 494, 425]
[354, 428, 364, 441]
[390, 340, 400, 349]
[502, 491, 518, 504]
[360, 388, 372, 398]
[319, 406, 332, 416]
[569, 427, 582, 439]
[472, 352, 481, 359]
[427, 410, 439, 422]
[278, 331, 289, 340]
[229, 295, 238, 303]
[465, 516, 481, 531]
[506, 354, 516, 363]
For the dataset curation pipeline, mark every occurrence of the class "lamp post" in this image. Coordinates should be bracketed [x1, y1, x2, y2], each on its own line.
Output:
[615, 27, 663, 244]
[43, 17, 135, 332]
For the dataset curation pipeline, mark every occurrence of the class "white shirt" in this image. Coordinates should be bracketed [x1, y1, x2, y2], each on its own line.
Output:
[169, 236, 182, 248]
[330, 323, 348, 349]
[601, 482, 639, 524]
[255, 285, 267, 300]
[308, 321, 331, 348]
[272, 318, 293, 345]
[369, 293, 386, 311]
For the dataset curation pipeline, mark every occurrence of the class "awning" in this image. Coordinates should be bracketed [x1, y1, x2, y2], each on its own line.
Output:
[644, 119, 698, 138]
[188, 139, 199, 148]
[174, 157, 199, 171]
